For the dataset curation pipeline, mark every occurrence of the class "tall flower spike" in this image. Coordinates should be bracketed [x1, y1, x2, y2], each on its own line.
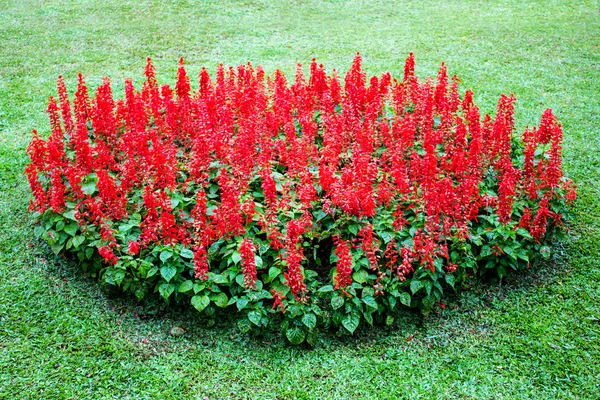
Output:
[333, 236, 353, 290]
[57, 76, 74, 134]
[239, 238, 257, 289]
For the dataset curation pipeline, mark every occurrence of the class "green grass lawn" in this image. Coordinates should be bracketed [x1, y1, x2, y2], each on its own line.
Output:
[1, 0, 599, 398]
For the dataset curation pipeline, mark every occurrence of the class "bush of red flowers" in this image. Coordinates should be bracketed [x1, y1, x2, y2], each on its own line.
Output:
[27, 54, 576, 344]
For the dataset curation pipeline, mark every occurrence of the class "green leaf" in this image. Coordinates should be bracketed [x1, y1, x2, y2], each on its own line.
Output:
[193, 282, 205, 294]
[399, 292, 411, 307]
[178, 280, 194, 293]
[363, 310, 373, 326]
[258, 243, 269, 255]
[516, 227, 533, 239]
[362, 287, 375, 298]
[211, 292, 228, 308]
[422, 295, 435, 311]
[306, 329, 319, 346]
[237, 318, 252, 333]
[160, 250, 173, 263]
[85, 247, 94, 260]
[517, 249, 529, 262]
[388, 296, 397, 309]
[180, 248, 194, 259]
[409, 226, 417, 237]
[72, 235, 85, 249]
[308, 269, 323, 279]
[286, 327, 306, 345]
[147, 266, 158, 278]
[235, 273, 245, 287]
[424, 280, 433, 296]
[63, 222, 78, 236]
[191, 295, 210, 312]
[248, 310, 262, 326]
[231, 251, 242, 265]
[331, 296, 344, 310]
[348, 224, 359, 236]
[318, 284, 334, 293]
[498, 265, 507, 278]
[362, 296, 378, 310]
[255, 254, 263, 268]
[504, 246, 517, 260]
[445, 274, 455, 288]
[213, 274, 228, 284]
[313, 210, 327, 221]
[118, 223, 134, 232]
[34, 225, 44, 238]
[236, 298, 249, 311]
[385, 315, 395, 326]
[62, 209, 77, 221]
[352, 269, 368, 284]
[81, 181, 97, 195]
[267, 267, 281, 283]
[342, 313, 360, 334]
[50, 242, 64, 255]
[58, 232, 68, 244]
[379, 231, 393, 243]
[302, 313, 317, 329]
[159, 283, 175, 300]
[113, 269, 125, 285]
[160, 265, 177, 282]
[410, 279, 424, 294]
[480, 245, 492, 257]
[540, 245, 551, 259]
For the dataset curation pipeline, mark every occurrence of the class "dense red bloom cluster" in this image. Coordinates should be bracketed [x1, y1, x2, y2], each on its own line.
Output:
[27, 54, 575, 301]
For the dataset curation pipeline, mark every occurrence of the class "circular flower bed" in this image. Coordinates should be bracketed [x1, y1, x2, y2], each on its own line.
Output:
[27, 54, 576, 344]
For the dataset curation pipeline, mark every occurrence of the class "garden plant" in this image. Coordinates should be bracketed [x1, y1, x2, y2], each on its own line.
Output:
[26, 53, 576, 344]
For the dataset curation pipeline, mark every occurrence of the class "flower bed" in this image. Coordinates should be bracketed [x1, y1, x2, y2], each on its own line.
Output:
[26, 54, 575, 344]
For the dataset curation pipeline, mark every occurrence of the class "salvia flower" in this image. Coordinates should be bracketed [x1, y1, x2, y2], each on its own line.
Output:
[239, 238, 257, 289]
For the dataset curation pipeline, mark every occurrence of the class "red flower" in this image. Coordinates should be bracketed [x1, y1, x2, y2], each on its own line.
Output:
[194, 247, 209, 280]
[333, 236, 353, 290]
[239, 238, 257, 289]
[128, 241, 140, 255]
[98, 245, 118, 265]
[270, 289, 285, 314]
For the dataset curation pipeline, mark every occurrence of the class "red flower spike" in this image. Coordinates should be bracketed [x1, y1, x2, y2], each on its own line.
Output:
[128, 241, 140, 255]
[239, 238, 257, 290]
[333, 236, 353, 290]
[24, 55, 575, 327]
[270, 289, 285, 314]
[56, 76, 74, 135]
[98, 245, 118, 265]
[194, 247, 209, 280]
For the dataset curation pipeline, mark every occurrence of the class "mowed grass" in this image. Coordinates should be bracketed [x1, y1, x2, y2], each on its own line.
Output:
[1, 0, 599, 398]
